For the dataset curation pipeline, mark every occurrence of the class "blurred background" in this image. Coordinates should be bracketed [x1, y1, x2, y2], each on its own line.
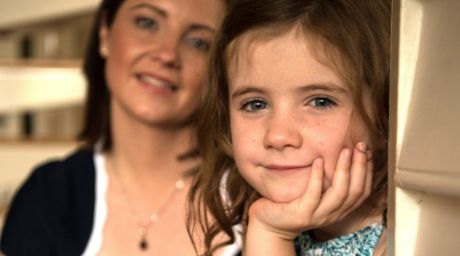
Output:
[0, 0, 99, 227]
[1, 0, 460, 255]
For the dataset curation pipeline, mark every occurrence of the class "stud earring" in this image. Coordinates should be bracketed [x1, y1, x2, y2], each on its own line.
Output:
[100, 46, 108, 57]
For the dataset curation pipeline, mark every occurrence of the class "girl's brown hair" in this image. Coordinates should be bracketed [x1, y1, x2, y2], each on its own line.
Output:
[188, 0, 391, 254]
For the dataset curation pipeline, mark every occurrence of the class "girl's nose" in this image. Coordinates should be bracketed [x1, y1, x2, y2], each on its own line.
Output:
[263, 114, 303, 151]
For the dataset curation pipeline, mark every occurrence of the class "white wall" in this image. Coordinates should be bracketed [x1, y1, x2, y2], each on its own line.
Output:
[0, 66, 86, 113]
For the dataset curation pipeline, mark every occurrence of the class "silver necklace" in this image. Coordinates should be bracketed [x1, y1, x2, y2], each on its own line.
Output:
[113, 171, 185, 251]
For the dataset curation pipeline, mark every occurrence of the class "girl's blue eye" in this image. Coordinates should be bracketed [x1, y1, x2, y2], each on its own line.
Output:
[310, 97, 336, 109]
[135, 16, 158, 30]
[241, 100, 268, 112]
[188, 38, 211, 52]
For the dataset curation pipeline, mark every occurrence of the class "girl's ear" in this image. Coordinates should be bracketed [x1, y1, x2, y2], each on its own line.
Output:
[99, 13, 110, 58]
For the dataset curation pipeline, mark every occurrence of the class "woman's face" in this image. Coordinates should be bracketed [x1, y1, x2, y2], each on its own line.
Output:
[100, 0, 225, 127]
[228, 28, 372, 203]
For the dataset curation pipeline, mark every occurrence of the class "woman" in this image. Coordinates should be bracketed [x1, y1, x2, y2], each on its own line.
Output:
[1, 0, 235, 255]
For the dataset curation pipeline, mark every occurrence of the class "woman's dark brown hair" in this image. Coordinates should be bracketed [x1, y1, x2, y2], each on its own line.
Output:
[79, 0, 124, 151]
[188, 0, 391, 254]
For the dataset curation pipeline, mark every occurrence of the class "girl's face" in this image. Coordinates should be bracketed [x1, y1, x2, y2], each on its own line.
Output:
[100, 0, 225, 127]
[229, 28, 371, 203]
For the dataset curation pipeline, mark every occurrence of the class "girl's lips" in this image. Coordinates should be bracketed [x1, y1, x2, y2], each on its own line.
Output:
[136, 73, 178, 91]
[264, 164, 310, 171]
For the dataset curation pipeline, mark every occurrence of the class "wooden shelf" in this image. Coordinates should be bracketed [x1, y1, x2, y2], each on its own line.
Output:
[0, 59, 81, 68]
[0, 0, 99, 30]
[0, 138, 80, 145]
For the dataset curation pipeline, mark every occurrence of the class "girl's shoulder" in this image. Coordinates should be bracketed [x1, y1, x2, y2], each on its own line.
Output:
[296, 223, 384, 256]
[372, 228, 387, 256]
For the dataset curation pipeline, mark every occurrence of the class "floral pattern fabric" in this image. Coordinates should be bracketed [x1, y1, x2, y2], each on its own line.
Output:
[296, 223, 383, 256]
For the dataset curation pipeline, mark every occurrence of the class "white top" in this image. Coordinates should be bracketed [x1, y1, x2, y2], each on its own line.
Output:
[81, 151, 108, 256]
[81, 151, 242, 256]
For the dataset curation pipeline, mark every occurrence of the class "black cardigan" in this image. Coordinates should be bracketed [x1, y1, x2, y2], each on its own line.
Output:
[1, 149, 96, 256]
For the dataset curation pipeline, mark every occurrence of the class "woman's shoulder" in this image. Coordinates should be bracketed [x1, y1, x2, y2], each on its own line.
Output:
[1, 149, 97, 255]
[5, 148, 97, 219]
[29, 148, 96, 185]
[8, 148, 97, 210]
[33, 148, 94, 172]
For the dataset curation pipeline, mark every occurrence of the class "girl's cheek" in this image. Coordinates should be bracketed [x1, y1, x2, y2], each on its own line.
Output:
[318, 141, 344, 187]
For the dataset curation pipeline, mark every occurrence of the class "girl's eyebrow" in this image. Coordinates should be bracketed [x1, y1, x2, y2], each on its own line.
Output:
[231, 86, 266, 99]
[296, 83, 349, 94]
[231, 83, 348, 99]
[128, 3, 217, 34]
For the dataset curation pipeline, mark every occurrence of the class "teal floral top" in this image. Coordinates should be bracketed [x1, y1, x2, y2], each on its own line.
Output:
[296, 223, 384, 256]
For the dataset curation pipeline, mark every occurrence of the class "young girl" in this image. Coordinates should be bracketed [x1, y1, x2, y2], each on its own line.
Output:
[188, 0, 390, 255]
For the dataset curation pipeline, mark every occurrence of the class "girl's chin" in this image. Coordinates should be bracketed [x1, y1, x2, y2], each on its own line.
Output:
[263, 189, 305, 204]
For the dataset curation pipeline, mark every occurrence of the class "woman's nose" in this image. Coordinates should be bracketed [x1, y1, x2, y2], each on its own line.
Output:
[263, 114, 303, 151]
[150, 35, 181, 69]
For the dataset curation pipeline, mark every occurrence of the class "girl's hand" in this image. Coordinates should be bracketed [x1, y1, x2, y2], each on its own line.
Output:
[245, 142, 372, 255]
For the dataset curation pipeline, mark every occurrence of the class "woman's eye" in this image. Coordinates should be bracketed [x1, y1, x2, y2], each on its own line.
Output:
[188, 38, 211, 52]
[134, 16, 158, 30]
[241, 100, 268, 112]
[309, 97, 336, 109]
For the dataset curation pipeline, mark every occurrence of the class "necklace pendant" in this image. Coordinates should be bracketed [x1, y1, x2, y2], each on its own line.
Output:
[140, 238, 148, 250]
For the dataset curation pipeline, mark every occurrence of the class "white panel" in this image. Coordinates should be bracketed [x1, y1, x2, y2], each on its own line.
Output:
[395, 189, 460, 256]
[394, 189, 423, 256]
[394, 0, 460, 255]
[395, 0, 423, 156]
[397, 0, 460, 196]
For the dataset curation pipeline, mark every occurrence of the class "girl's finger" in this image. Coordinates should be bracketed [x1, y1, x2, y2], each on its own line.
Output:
[314, 148, 351, 217]
[348, 154, 374, 212]
[340, 142, 369, 212]
[299, 158, 324, 211]
[252, 158, 325, 234]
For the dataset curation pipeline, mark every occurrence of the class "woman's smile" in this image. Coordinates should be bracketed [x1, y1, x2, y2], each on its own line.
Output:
[136, 73, 178, 93]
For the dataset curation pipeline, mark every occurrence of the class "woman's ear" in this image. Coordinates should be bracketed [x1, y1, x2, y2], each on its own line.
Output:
[99, 13, 110, 58]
